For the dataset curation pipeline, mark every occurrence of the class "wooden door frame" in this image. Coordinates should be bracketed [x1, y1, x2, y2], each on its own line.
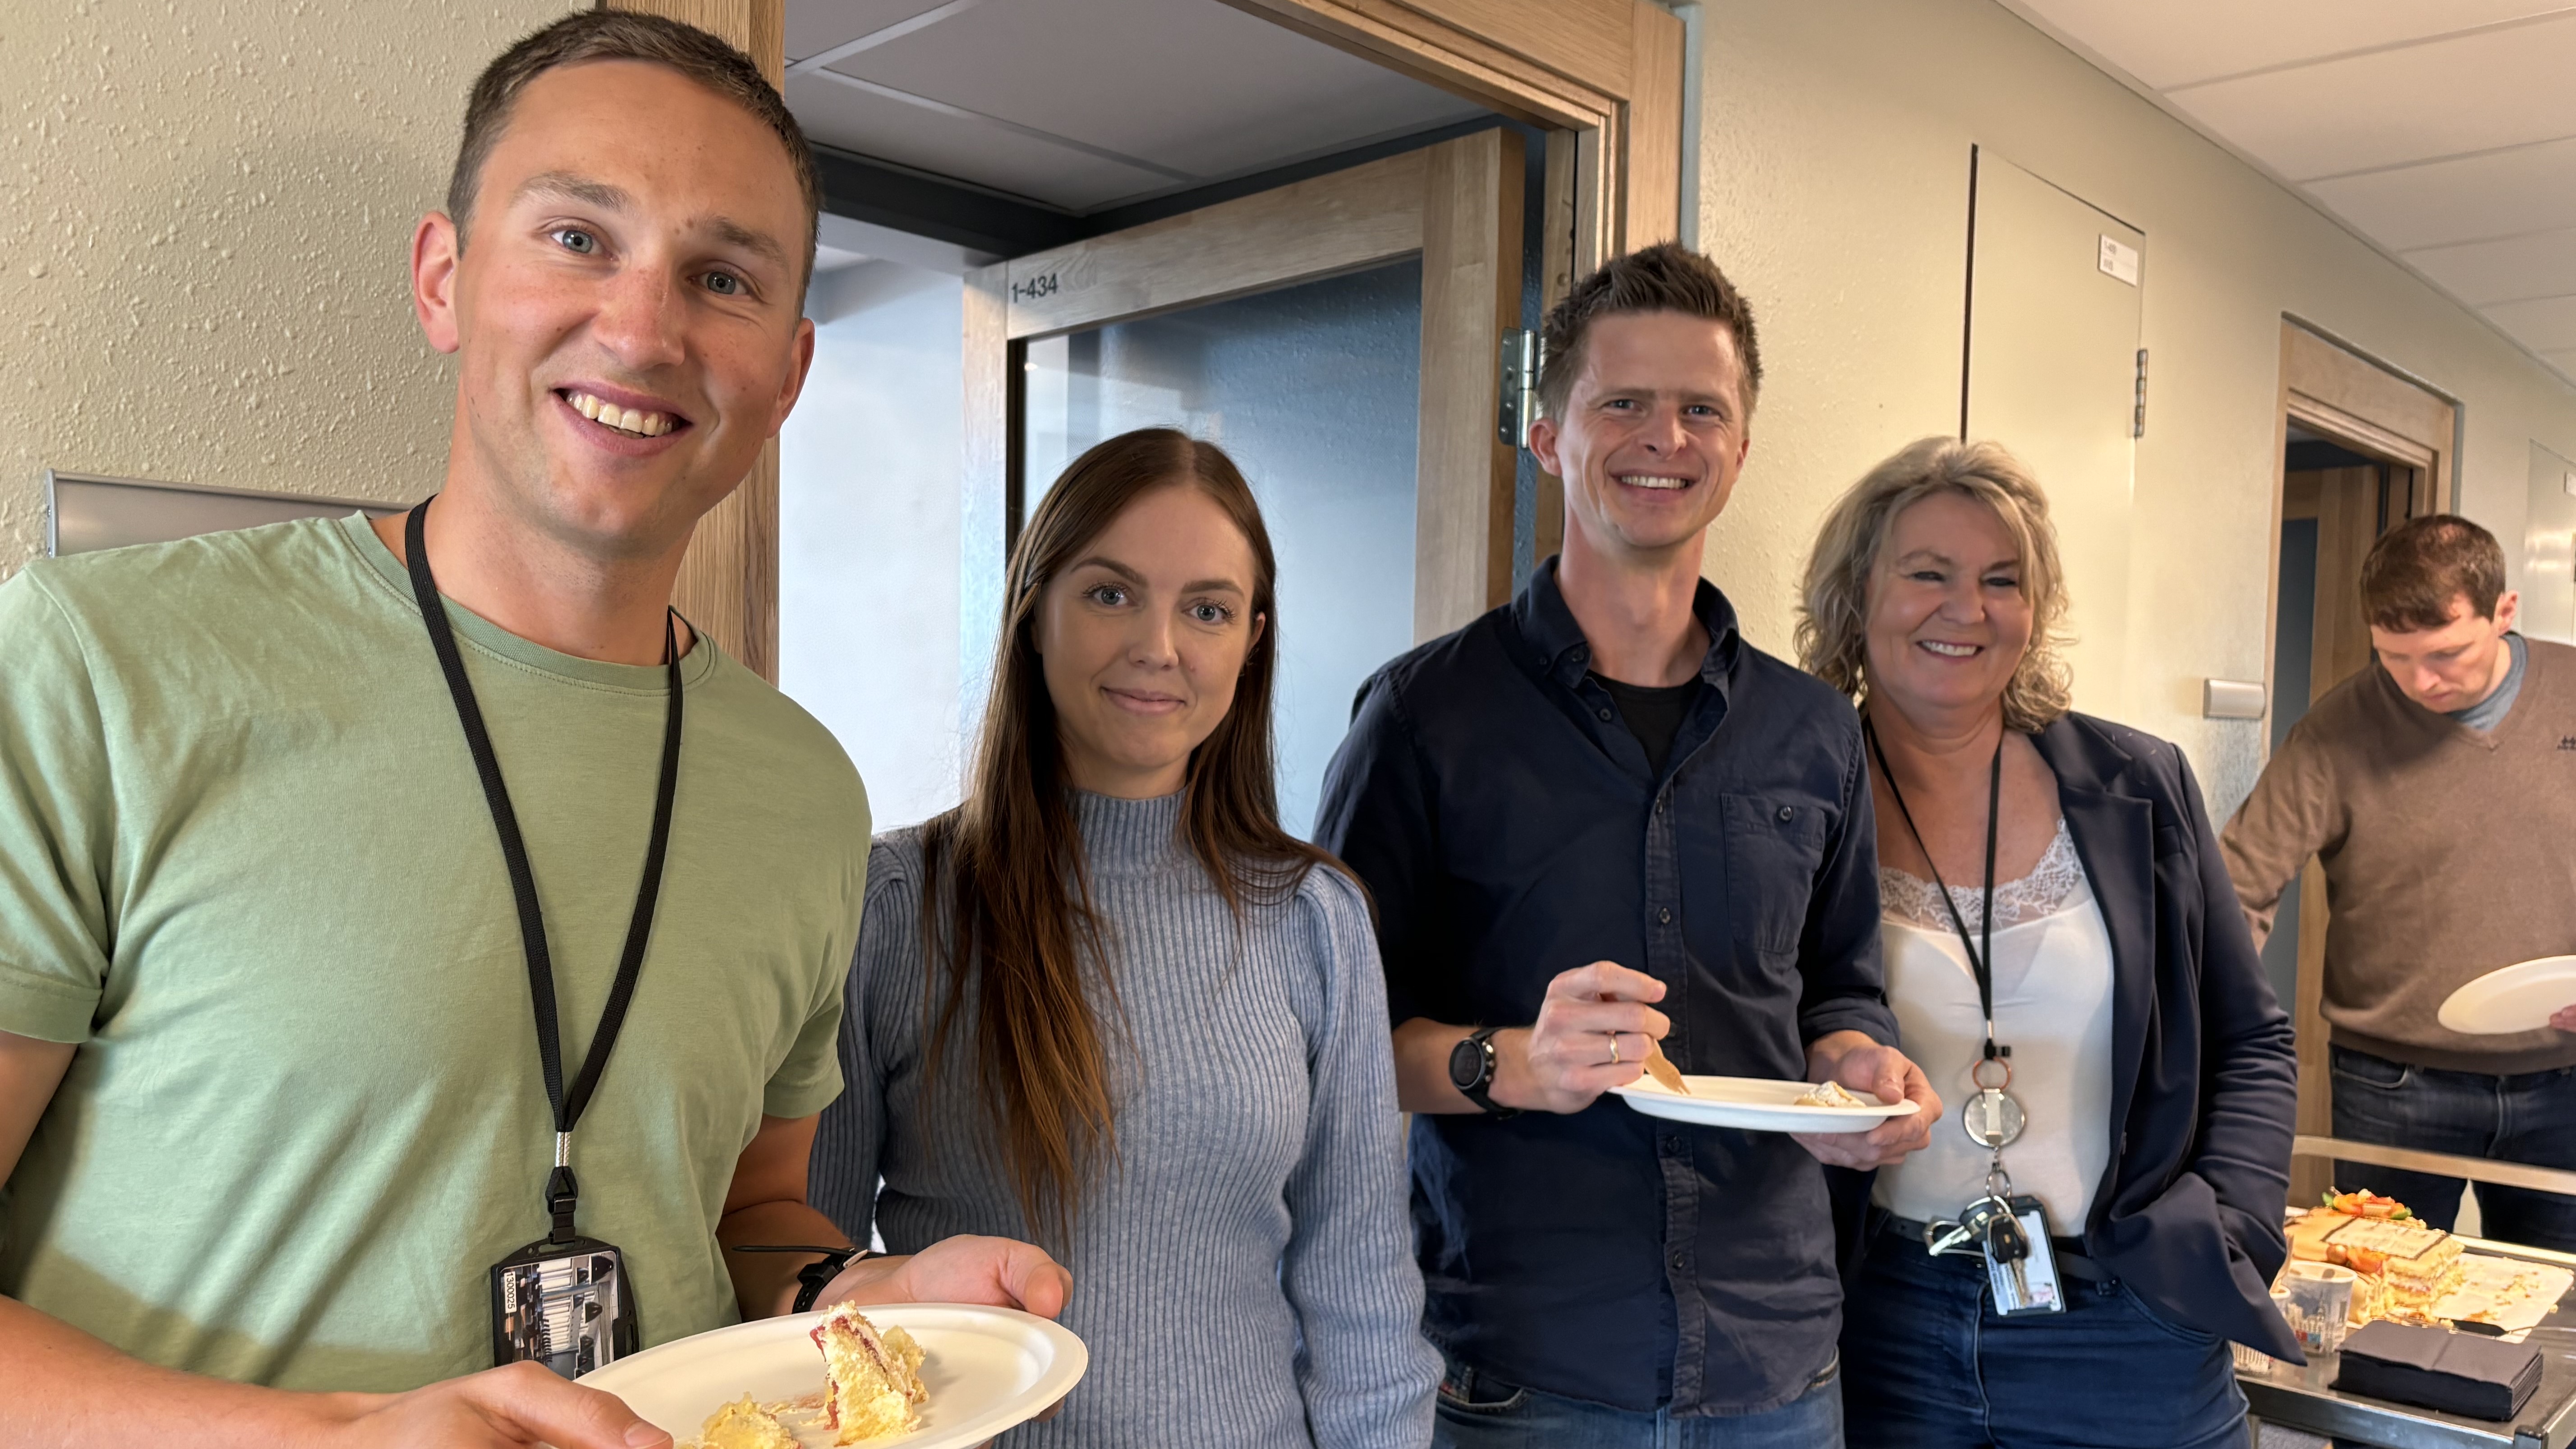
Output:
[2263, 317, 2461, 1206]
[961, 129, 1526, 676]
[1224, 1, 1686, 567]
[615, 0, 1687, 681]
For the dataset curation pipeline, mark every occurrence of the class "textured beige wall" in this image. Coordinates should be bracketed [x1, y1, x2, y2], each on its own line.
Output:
[0, 0, 574, 579]
[1693, 0, 2576, 809]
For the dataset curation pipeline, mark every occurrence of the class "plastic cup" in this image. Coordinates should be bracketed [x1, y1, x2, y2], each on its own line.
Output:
[2285, 1261, 2356, 1353]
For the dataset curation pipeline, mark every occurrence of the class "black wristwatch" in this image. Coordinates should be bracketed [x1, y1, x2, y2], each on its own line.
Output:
[1448, 1026, 1520, 1118]
[728, 1244, 877, 1313]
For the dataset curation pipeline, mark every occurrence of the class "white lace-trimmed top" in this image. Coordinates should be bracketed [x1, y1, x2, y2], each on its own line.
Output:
[1872, 819, 2119, 1233]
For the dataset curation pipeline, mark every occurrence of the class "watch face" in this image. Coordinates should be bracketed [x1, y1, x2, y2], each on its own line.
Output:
[1448, 1034, 1485, 1091]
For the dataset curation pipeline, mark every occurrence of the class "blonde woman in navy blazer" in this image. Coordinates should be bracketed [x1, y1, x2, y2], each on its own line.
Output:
[1796, 437, 2302, 1449]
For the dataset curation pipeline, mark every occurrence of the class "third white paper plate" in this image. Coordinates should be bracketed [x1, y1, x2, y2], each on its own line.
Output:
[577, 1303, 1086, 1449]
[1610, 1073, 1918, 1133]
[2438, 955, 2576, 1035]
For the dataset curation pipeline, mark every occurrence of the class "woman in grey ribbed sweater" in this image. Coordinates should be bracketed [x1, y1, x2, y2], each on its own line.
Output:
[811, 429, 1436, 1448]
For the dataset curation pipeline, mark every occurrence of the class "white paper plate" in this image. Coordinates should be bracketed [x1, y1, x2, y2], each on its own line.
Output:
[1610, 1073, 1919, 1133]
[2437, 955, 2576, 1035]
[576, 1304, 1086, 1449]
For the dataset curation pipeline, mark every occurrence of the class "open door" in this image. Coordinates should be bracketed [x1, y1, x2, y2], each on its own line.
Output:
[960, 129, 1525, 834]
[2265, 320, 2458, 1207]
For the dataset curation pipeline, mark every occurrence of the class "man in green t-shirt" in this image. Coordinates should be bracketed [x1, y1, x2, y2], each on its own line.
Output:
[0, 14, 1066, 1447]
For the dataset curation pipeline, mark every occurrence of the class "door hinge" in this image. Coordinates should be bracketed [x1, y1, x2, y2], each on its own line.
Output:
[1498, 329, 1542, 449]
[2132, 347, 2149, 439]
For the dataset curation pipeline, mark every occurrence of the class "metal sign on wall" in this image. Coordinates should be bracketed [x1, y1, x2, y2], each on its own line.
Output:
[45, 470, 407, 557]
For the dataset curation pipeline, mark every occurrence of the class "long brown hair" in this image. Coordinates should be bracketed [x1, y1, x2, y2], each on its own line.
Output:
[919, 427, 1339, 1244]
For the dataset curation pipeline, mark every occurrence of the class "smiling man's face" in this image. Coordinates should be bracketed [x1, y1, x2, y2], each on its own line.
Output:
[1530, 309, 1753, 567]
[413, 58, 814, 560]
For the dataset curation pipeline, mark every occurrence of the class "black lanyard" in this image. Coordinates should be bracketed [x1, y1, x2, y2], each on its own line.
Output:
[1865, 717, 2006, 1062]
[404, 499, 684, 1240]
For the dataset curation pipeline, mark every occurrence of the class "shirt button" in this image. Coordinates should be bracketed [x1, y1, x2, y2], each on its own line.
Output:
[1662, 1135, 1682, 1153]
[1777, 805, 1795, 822]
[1671, 1253, 1688, 1271]
[1597, 707, 1614, 721]
[1658, 906, 1673, 925]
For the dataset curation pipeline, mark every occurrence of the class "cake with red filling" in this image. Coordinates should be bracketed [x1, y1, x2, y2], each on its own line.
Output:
[810, 1301, 929, 1443]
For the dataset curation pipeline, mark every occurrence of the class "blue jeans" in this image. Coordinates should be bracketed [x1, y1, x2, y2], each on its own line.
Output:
[1431, 1352, 1844, 1449]
[1840, 1227, 2246, 1449]
[2330, 1044, 2576, 1252]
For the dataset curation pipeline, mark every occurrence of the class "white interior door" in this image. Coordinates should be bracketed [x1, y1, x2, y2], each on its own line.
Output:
[1965, 150, 2144, 719]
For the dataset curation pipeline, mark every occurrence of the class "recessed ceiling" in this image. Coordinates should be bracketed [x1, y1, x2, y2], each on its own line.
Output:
[783, 0, 1490, 215]
[2004, 0, 2576, 384]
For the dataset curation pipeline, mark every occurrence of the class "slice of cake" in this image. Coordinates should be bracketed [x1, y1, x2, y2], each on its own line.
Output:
[689, 1396, 798, 1449]
[810, 1301, 929, 1444]
[1792, 1080, 1869, 1108]
[2323, 1216, 2464, 1310]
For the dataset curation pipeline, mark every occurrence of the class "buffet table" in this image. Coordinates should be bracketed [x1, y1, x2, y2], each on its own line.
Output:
[2240, 1139, 2576, 1449]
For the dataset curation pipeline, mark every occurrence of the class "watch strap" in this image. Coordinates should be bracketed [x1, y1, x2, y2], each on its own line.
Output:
[1457, 1026, 1520, 1119]
[727, 1244, 876, 1314]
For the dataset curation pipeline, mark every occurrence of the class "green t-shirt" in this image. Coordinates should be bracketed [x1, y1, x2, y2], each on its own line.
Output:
[0, 514, 868, 1391]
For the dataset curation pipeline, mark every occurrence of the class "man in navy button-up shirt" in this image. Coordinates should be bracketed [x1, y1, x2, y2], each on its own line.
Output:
[1317, 245, 1937, 1441]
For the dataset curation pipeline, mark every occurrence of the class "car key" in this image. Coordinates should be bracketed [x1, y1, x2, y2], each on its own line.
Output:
[1981, 1195, 2032, 1305]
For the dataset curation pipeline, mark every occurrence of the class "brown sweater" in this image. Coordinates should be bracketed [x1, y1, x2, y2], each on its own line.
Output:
[2222, 638, 2576, 1073]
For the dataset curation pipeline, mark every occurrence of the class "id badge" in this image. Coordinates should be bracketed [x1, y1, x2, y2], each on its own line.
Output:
[490, 1233, 640, 1376]
[1983, 1196, 2065, 1316]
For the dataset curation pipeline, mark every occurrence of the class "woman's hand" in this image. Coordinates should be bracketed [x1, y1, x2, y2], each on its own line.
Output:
[1791, 1030, 1940, 1168]
[809, 1235, 1072, 1320]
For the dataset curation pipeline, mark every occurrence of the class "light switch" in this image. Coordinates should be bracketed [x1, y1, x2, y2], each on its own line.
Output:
[2203, 679, 2265, 720]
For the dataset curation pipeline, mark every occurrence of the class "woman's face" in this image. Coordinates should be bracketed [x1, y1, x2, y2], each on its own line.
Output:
[1035, 483, 1266, 798]
[1863, 490, 2034, 725]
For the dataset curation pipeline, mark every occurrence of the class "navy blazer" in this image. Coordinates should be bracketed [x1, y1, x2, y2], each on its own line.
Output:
[1847, 712, 2305, 1360]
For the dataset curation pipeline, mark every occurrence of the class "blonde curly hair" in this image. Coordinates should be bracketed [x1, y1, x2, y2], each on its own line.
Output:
[1794, 437, 2073, 732]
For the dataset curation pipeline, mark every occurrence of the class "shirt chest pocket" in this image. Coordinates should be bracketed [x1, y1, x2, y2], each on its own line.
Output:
[1720, 793, 1828, 954]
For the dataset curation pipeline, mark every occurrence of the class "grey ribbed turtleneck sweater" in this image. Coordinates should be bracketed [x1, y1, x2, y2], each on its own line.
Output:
[810, 791, 1437, 1449]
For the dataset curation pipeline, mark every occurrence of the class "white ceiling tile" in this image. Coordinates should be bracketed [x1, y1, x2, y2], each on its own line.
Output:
[2406, 229, 2576, 306]
[786, 71, 1175, 212]
[787, 0, 957, 64]
[2009, 0, 2555, 90]
[2307, 137, 2576, 251]
[2482, 294, 2576, 352]
[825, 0, 1481, 178]
[2162, 13, 2576, 180]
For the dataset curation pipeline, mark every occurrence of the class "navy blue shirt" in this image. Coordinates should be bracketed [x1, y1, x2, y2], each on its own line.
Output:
[1313, 559, 1895, 1416]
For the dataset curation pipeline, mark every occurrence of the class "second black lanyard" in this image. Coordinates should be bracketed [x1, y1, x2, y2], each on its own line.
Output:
[1864, 718, 2026, 1153]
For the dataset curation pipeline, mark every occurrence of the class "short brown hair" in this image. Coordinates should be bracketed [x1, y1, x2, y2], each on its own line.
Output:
[2360, 514, 2506, 632]
[446, 11, 819, 290]
[1797, 437, 2073, 732]
[1537, 242, 1763, 420]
